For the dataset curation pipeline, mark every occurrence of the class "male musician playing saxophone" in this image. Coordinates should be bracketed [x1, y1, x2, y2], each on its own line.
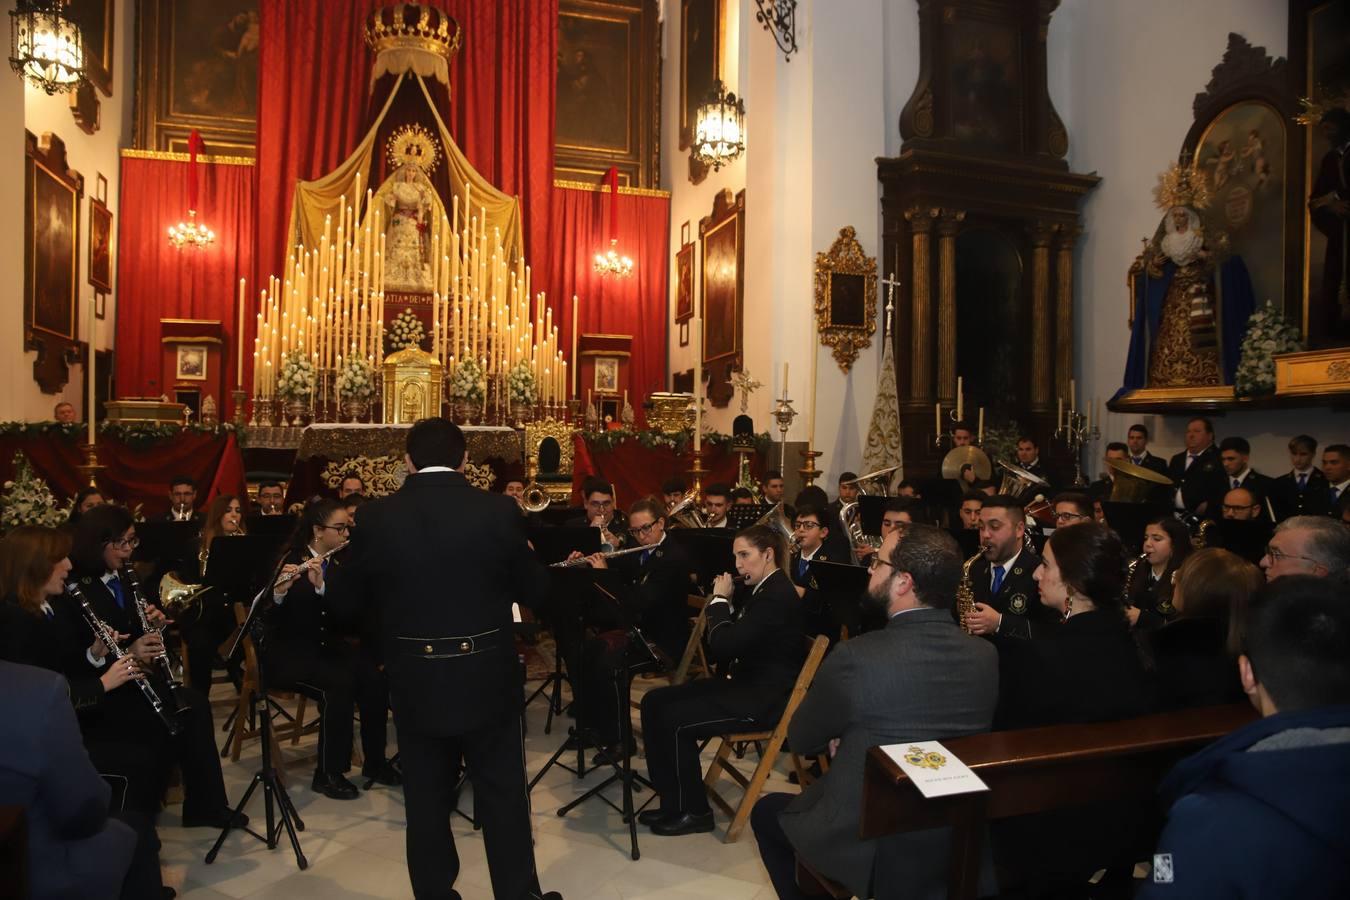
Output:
[328, 419, 561, 900]
[963, 496, 1051, 639]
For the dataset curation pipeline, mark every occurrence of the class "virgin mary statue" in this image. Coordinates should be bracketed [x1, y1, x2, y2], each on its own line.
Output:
[382, 164, 435, 293]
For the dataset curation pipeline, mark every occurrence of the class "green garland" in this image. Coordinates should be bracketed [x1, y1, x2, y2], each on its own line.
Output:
[0, 421, 243, 448]
[584, 428, 774, 454]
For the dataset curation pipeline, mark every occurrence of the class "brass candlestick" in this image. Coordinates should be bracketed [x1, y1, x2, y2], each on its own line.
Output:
[799, 446, 822, 487]
[687, 444, 709, 495]
[77, 443, 105, 488]
[231, 389, 247, 428]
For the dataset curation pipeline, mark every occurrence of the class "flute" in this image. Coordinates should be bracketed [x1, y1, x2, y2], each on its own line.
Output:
[549, 544, 649, 567]
[273, 541, 349, 589]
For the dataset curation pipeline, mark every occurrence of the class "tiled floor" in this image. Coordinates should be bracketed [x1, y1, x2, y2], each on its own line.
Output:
[162, 677, 782, 899]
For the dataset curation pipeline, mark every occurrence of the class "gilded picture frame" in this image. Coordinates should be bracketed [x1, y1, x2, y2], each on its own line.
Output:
[593, 356, 619, 393]
[814, 226, 878, 372]
[699, 188, 744, 408]
[176, 345, 208, 381]
[675, 241, 694, 322]
[25, 131, 83, 394]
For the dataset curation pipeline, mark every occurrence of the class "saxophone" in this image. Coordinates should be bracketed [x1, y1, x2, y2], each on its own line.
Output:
[955, 550, 984, 634]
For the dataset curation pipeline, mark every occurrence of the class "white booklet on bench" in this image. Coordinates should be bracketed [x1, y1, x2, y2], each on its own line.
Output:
[880, 740, 989, 798]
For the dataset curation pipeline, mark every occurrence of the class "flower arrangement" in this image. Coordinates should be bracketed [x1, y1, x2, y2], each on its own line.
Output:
[585, 428, 774, 453]
[335, 356, 376, 401]
[1, 452, 69, 532]
[386, 307, 426, 354]
[1235, 301, 1302, 398]
[276, 351, 316, 402]
[507, 361, 537, 406]
[448, 356, 486, 403]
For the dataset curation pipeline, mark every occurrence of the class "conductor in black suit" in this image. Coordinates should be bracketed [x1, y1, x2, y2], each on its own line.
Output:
[1167, 417, 1226, 515]
[330, 419, 561, 900]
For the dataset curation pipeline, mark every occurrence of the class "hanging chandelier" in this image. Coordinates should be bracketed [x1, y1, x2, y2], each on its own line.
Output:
[8, 0, 84, 95]
[593, 167, 634, 278]
[692, 81, 745, 171]
[168, 131, 215, 251]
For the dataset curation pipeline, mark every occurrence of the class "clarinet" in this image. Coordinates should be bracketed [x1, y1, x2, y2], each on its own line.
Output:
[122, 565, 193, 715]
[65, 581, 182, 736]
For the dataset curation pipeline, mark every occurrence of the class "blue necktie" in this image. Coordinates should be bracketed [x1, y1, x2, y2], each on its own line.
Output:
[1334, 487, 1343, 505]
[991, 565, 1006, 595]
[797, 558, 808, 579]
[44, 606, 54, 621]
[640, 549, 653, 565]
[1133, 457, 1143, 466]
[1297, 473, 1308, 492]
[108, 576, 125, 609]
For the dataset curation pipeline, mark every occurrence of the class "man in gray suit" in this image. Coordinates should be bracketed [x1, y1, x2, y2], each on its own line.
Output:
[750, 524, 999, 900]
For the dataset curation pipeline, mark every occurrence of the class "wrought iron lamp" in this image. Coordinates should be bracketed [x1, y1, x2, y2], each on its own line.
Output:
[754, 0, 799, 61]
[692, 81, 746, 171]
[8, 0, 84, 95]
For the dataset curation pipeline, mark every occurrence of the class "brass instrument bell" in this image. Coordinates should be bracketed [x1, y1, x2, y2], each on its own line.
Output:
[1105, 457, 1173, 503]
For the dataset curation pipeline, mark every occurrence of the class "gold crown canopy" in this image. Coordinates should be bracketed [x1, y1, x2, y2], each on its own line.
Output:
[1153, 160, 1211, 212]
[386, 124, 442, 173]
[365, 2, 462, 62]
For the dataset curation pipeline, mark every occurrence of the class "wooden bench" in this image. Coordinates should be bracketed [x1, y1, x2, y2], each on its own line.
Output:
[796, 704, 1257, 899]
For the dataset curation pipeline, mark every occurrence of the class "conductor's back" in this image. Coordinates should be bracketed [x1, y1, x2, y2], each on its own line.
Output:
[331, 418, 559, 900]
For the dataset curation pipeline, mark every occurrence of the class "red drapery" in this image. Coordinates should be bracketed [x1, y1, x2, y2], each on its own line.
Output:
[254, 0, 373, 287]
[548, 185, 670, 423]
[571, 436, 760, 506]
[115, 156, 255, 404]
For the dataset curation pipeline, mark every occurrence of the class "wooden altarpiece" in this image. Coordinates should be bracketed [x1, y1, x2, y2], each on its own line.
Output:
[878, 0, 1098, 477]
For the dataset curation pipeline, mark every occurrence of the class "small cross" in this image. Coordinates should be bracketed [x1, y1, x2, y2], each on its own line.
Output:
[728, 369, 762, 415]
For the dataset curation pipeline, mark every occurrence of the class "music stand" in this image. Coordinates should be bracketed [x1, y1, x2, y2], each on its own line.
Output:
[243, 514, 296, 539]
[809, 560, 878, 638]
[204, 556, 308, 871]
[947, 527, 982, 559]
[726, 504, 768, 531]
[1210, 518, 1274, 566]
[523, 527, 602, 731]
[666, 529, 735, 594]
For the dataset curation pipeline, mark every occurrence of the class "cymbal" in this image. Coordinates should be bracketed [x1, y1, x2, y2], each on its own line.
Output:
[1105, 457, 1174, 486]
[997, 460, 1049, 486]
[941, 446, 991, 481]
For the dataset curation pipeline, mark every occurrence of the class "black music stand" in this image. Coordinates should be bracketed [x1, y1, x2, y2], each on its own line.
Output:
[204, 559, 308, 871]
[809, 560, 878, 639]
[1210, 518, 1274, 566]
[243, 514, 297, 538]
[856, 496, 887, 534]
[666, 529, 735, 594]
[523, 527, 602, 731]
[947, 527, 982, 559]
[1102, 501, 1173, 554]
[726, 504, 768, 531]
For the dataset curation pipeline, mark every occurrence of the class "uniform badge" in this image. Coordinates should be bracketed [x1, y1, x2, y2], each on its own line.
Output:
[1012, 567, 1024, 576]
[1158, 598, 1175, 616]
[1009, 594, 1028, 615]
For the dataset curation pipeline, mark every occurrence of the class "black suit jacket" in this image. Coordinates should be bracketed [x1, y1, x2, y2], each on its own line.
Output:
[1273, 468, 1331, 519]
[1209, 469, 1278, 520]
[1167, 445, 1225, 513]
[1132, 451, 1169, 477]
[330, 470, 548, 736]
[607, 537, 696, 661]
[265, 547, 349, 658]
[703, 568, 807, 721]
[970, 548, 1051, 640]
[0, 596, 106, 711]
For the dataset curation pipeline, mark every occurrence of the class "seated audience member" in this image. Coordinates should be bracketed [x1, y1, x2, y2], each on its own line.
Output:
[0, 660, 137, 900]
[702, 482, 732, 529]
[1126, 516, 1192, 630]
[760, 470, 785, 504]
[1050, 492, 1093, 529]
[1143, 548, 1260, 711]
[751, 525, 998, 900]
[66, 486, 106, 526]
[662, 478, 687, 511]
[338, 474, 366, 499]
[256, 481, 287, 515]
[1274, 434, 1328, 518]
[53, 400, 78, 424]
[1260, 515, 1350, 582]
[958, 495, 984, 531]
[639, 525, 805, 836]
[164, 476, 200, 522]
[730, 486, 757, 506]
[965, 496, 1049, 640]
[1139, 576, 1350, 899]
[1221, 486, 1263, 521]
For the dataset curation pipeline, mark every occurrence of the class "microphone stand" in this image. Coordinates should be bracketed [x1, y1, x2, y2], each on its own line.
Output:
[204, 551, 308, 871]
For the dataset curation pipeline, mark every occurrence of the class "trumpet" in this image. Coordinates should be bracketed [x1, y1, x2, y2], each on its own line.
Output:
[170, 503, 194, 522]
[273, 541, 349, 589]
[550, 544, 650, 567]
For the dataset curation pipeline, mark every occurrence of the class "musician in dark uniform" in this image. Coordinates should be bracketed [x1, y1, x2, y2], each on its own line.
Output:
[163, 475, 202, 523]
[566, 476, 629, 550]
[1011, 435, 1054, 497]
[1210, 437, 1278, 521]
[1273, 435, 1330, 519]
[639, 524, 807, 836]
[67, 505, 239, 828]
[266, 498, 396, 800]
[789, 504, 834, 637]
[1126, 423, 1170, 477]
[963, 496, 1051, 640]
[1167, 417, 1226, 516]
[1126, 515, 1192, 631]
[329, 419, 561, 900]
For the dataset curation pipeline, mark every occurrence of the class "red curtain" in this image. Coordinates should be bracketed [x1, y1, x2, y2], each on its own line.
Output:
[254, 0, 374, 287]
[548, 185, 670, 423]
[115, 157, 255, 404]
[571, 436, 760, 506]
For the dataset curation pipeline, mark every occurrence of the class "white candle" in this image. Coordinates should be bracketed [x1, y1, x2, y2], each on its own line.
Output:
[956, 375, 964, 422]
[1057, 396, 1063, 429]
[807, 333, 817, 446]
[935, 402, 941, 437]
[1069, 378, 1076, 412]
[978, 407, 984, 444]
[782, 362, 789, 398]
[692, 315, 703, 453]
[87, 293, 96, 444]
[237, 278, 246, 388]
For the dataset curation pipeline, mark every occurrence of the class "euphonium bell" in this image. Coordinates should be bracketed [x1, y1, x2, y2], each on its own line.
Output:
[754, 501, 799, 552]
[521, 482, 551, 513]
[667, 489, 708, 529]
[159, 571, 210, 617]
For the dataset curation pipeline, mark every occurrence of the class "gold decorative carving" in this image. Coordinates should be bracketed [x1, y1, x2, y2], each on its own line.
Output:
[1327, 361, 1350, 381]
[647, 392, 696, 434]
[524, 417, 577, 503]
[322, 454, 408, 498]
[1273, 349, 1350, 397]
[913, 89, 934, 138]
[296, 425, 521, 463]
[813, 227, 878, 373]
[381, 347, 444, 424]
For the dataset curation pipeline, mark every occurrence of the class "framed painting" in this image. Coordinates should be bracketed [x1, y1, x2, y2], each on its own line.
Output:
[680, 0, 723, 151]
[24, 132, 83, 394]
[89, 197, 112, 292]
[593, 356, 619, 393]
[699, 189, 744, 407]
[135, 0, 259, 155]
[70, 0, 114, 96]
[176, 345, 208, 381]
[554, 0, 660, 188]
[675, 242, 694, 322]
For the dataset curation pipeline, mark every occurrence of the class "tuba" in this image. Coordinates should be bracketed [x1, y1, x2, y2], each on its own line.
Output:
[521, 481, 551, 513]
[667, 489, 708, 529]
[754, 501, 799, 552]
[955, 550, 983, 634]
[838, 500, 879, 560]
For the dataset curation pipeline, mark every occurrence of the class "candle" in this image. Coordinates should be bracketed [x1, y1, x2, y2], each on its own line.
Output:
[87, 293, 96, 445]
[1069, 379, 1076, 412]
[978, 407, 985, 444]
[935, 402, 941, 437]
[237, 278, 246, 388]
[570, 294, 579, 399]
[782, 362, 789, 398]
[1057, 396, 1063, 429]
[692, 315, 703, 453]
[956, 375, 964, 422]
[807, 330, 817, 446]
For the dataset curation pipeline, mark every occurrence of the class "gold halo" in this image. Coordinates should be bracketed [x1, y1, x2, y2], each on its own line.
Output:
[386, 124, 441, 174]
[1152, 161, 1211, 212]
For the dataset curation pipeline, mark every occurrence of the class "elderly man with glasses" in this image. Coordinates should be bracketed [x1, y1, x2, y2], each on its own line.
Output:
[1260, 515, 1350, 583]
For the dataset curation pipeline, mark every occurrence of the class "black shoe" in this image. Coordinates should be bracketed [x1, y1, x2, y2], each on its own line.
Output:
[541, 893, 564, 900]
[649, 811, 715, 836]
[161, 888, 177, 899]
[636, 808, 672, 827]
[181, 808, 250, 829]
[362, 760, 403, 787]
[312, 771, 360, 800]
[590, 738, 637, 766]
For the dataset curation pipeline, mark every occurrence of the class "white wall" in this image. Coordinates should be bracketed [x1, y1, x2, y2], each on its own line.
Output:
[1054, 0, 1335, 476]
[0, 0, 133, 422]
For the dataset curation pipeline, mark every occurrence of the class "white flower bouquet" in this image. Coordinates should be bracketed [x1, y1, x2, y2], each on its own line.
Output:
[507, 361, 537, 406]
[1234, 301, 1302, 398]
[386, 307, 426, 354]
[335, 356, 376, 401]
[448, 356, 486, 404]
[276, 351, 316, 402]
[1, 452, 69, 532]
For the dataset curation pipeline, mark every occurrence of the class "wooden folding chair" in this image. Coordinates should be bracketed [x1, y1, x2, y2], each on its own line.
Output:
[221, 605, 310, 780]
[670, 594, 712, 686]
[702, 634, 830, 842]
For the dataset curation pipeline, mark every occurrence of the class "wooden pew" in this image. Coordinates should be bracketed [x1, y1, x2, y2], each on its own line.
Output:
[805, 704, 1256, 900]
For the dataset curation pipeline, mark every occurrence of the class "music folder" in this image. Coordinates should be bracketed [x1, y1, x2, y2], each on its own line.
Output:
[855, 496, 887, 535]
[243, 514, 296, 539]
[132, 521, 198, 566]
[947, 527, 982, 559]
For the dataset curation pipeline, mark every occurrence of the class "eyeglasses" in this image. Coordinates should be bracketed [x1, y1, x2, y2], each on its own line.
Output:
[794, 521, 821, 531]
[1222, 504, 1260, 514]
[1263, 545, 1321, 566]
[586, 499, 613, 509]
[318, 523, 351, 533]
[111, 536, 140, 549]
[631, 520, 659, 536]
[1053, 511, 1089, 522]
[867, 556, 894, 573]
